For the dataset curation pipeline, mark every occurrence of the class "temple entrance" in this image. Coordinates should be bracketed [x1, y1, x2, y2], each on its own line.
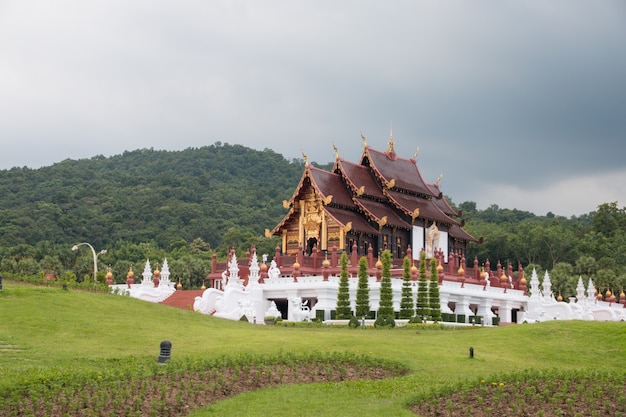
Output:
[269, 298, 289, 320]
[307, 237, 317, 255]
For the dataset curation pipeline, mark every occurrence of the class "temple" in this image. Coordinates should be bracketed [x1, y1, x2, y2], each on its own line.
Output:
[110, 132, 626, 324]
[269, 131, 477, 263]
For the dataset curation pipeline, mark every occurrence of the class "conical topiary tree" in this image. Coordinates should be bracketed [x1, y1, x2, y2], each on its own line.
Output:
[399, 256, 414, 319]
[355, 256, 370, 319]
[416, 250, 429, 321]
[429, 257, 442, 322]
[377, 250, 394, 319]
[335, 251, 352, 319]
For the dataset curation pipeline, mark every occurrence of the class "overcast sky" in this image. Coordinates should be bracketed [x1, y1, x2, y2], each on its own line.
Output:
[1, 1, 625, 217]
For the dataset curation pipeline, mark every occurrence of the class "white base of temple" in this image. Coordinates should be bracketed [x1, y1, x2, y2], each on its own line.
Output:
[112, 255, 626, 323]
[110, 259, 177, 303]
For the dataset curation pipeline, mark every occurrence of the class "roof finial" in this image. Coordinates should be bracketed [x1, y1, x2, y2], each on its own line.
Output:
[413, 147, 419, 161]
[301, 150, 308, 167]
[332, 142, 339, 160]
[360, 131, 367, 148]
[436, 174, 443, 186]
[386, 123, 395, 155]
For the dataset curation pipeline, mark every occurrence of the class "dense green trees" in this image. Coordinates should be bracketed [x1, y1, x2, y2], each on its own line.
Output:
[0, 144, 298, 251]
[0, 144, 295, 287]
[461, 201, 626, 299]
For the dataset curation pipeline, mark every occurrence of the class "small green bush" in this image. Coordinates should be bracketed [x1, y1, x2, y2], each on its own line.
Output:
[348, 316, 360, 328]
[374, 315, 396, 328]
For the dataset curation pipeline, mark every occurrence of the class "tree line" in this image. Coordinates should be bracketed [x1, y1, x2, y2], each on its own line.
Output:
[1, 143, 625, 299]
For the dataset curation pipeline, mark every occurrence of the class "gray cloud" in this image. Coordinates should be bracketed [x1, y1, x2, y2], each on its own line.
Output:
[1, 1, 624, 216]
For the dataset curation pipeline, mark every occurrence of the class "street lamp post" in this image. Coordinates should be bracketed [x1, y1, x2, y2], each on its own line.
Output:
[72, 242, 107, 282]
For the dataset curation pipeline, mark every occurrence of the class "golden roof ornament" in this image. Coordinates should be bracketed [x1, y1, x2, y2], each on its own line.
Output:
[385, 178, 395, 189]
[386, 127, 395, 154]
[360, 131, 367, 148]
[411, 207, 420, 221]
[333, 142, 339, 160]
[301, 150, 308, 167]
[436, 174, 443, 186]
[323, 195, 333, 205]
[413, 147, 419, 161]
[357, 185, 365, 196]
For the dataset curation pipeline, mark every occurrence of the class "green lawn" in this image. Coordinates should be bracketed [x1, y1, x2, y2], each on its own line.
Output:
[1, 280, 624, 416]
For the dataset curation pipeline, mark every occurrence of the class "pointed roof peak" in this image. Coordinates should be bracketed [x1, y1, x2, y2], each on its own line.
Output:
[386, 125, 396, 160]
[332, 142, 339, 161]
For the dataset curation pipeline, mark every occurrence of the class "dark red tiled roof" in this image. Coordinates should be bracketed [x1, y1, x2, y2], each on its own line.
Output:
[449, 223, 478, 242]
[385, 190, 456, 225]
[336, 159, 385, 199]
[324, 206, 379, 234]
[365, 147, 435, 197]
[309, 166, 356, 208]
[427, 182, 460, 218]
[354, 197, 412, 229]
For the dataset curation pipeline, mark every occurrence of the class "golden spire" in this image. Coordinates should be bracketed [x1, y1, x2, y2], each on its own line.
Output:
[360, 131, 367, 148]
[386, 124, 395, 154]
[301, 150, 308, 167]
[436, 174, 443, 186]
[332, 142, 339, 160]
[413, 147, 419, 161]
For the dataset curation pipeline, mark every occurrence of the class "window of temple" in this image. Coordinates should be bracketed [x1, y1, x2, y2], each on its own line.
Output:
[396, 237, 402, 259]
[307, 237, 317, 255]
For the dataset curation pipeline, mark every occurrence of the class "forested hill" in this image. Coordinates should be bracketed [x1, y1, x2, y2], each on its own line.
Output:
[0, 143, 307, 250]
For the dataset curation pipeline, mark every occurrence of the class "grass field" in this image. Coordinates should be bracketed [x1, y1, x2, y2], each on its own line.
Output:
[1, 280, 624, 416]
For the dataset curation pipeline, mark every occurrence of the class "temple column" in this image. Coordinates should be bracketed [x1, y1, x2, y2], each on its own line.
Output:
[477, 299, 495, 323]
[314, 284, 339, 321]
[499, 302, 513, 323]
[298, 200, 305, 248]
[455, 295, 473, 323]
[321, 211, 327, 251]
[439, 290, 454, 314]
